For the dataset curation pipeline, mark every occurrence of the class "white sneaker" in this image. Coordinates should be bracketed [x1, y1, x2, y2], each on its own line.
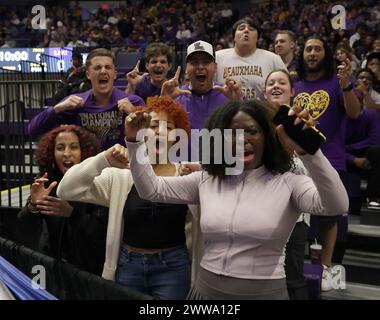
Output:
[367, 198, 380, 210]
[321, 265, 333, 292]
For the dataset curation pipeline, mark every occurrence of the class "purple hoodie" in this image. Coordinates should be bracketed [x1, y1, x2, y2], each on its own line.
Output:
[28, 88, 145, 150]
[135, 75, 162, 103]
[345, 108, 380, 164]
[175, 84, 231, 130]
[175, 84, 237, 162]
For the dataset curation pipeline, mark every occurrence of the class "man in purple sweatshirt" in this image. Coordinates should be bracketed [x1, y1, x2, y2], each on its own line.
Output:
[28, 48, 145, 150]
[161, 40, 244, 162]
[162, 40, 244, 130]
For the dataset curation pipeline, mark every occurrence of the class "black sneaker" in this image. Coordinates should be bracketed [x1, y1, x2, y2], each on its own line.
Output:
[367, 198, 380, 210]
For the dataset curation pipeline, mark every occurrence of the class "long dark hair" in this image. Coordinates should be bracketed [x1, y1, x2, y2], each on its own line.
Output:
[35, 125, 101, 182]
[202, 100, 292, 178]
[298, 35, 335, 80]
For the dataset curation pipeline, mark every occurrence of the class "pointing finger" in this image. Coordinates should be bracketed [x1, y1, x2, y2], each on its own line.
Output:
[47, 181, 58, 193]
[174, 66, 181, 81]
[134, 60, 140, 71]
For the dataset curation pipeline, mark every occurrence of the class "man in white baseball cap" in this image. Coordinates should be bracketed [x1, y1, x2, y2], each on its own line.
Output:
[186, 40, 215, 62]
[162, 40, 243, 131]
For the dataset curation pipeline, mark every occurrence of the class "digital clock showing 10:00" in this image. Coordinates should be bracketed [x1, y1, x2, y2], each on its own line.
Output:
[0, 50, 29, 62]
[0, 47, 75, 72]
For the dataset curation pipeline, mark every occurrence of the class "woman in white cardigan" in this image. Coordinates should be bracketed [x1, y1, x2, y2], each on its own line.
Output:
[57, 96, 199, 300]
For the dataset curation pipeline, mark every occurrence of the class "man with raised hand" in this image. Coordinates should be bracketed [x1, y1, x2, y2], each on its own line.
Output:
[28, 48, 145, 150]
[293, 35, 361, 292]
[126, 43, 173, 102]
[162, 40, 243, 130]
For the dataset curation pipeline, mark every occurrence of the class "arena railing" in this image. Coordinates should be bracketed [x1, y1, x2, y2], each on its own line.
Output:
[40, 53, 64, 80]
[0, 79, 61, 209]
[0, 236, 153, 300]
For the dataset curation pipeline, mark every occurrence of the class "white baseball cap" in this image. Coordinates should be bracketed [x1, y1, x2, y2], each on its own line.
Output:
[186, 40, 214, 61]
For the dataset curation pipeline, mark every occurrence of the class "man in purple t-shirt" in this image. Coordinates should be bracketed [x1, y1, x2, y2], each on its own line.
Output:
[126, 43, 173, 103]
[161, 40, 244, 161]
[28, 48, 145, 150]
[293, 36, 361, 292]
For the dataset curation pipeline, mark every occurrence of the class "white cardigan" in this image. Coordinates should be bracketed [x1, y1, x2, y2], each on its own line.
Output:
[57, 152, 202, 282]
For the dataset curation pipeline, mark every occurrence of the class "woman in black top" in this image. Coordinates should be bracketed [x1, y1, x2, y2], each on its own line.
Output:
[18, 125, 107, 275]
[58, 96, 193, 299]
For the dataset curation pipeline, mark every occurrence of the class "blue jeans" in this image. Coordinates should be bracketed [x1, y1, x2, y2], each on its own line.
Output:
[115, 244, 190, 300]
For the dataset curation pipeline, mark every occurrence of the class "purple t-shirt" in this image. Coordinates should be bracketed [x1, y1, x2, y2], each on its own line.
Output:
[135, 75, 161, 103]
[345, 108, 380, 164]
[293, 75, 346, 171]
[175, 85, 231, 162]
[175, 85, 230, 130]
[28, 88, 145, 150]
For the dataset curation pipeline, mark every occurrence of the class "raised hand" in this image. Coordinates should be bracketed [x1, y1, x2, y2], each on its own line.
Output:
[53, 95, 84, 113]
[68, 66, 79, 78]
[179, 162, 201, 176]
[276, 124, 307, 156]
[117, 97, 134, 114]
[288, 105, 316, 129]
[126, 60, 149, 92]
[161, 66, 191, 98]
[213, 77, 243, 101]
[337, 58, 352, 89]
[35, 195, 74, 217]
[353, 157, 371, 170]
[124, 110, 152, 142]
[31, 172, 58, 205]
[105, 143, 130, 169]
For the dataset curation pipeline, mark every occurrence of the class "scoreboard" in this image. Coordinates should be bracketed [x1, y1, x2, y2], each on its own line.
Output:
[0, 47, 88, 73]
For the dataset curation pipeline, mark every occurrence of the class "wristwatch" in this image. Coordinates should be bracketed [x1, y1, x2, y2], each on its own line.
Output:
[27, 198, 41, 213]
[342, 83, 353, 92]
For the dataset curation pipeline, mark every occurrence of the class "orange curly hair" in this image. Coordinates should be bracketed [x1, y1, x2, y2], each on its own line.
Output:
[132, 96, 191, 136]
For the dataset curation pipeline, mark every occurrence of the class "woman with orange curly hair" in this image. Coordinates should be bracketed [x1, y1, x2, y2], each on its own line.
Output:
[57, 96, 193, 299]
[17, 125, 108, 275]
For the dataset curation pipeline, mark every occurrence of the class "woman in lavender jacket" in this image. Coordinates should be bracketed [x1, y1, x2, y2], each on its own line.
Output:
[124, 99, 349, 300]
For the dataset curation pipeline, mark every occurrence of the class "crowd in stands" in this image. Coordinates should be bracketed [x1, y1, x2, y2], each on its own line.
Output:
[0, 1, 378, 59]
[0, 0, 238, 52]
[1, 0, 380, 300]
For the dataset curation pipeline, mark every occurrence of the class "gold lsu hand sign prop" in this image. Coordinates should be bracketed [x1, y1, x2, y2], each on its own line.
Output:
[293, 90, 330, 121]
